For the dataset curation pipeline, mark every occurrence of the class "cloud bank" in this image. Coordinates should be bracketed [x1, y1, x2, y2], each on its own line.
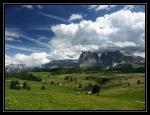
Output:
[48, 10, 145, 60]
[5, 52, 50, 67]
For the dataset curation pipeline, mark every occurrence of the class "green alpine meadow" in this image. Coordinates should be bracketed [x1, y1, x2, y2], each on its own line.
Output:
[5, 70, 145, 110]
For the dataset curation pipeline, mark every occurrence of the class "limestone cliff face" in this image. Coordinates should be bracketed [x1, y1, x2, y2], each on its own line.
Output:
[78, 51, 102, 68]
[100, 51, 124, 66]
[100, 50, 145, 67]
[78, 50, 145, 69]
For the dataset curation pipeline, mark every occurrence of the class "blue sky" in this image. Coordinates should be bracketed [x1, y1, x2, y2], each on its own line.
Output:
[5, 4, 145, 67]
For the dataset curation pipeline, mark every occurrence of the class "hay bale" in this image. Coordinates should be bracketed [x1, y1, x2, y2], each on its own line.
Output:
[87, 91, 92, 95]
[122, 84, 126, 87]
[76, 92, 81, 95]
[59, 84, 63, 86]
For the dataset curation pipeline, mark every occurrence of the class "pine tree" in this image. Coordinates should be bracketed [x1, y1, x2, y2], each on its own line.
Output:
[27, 85, 31, 91]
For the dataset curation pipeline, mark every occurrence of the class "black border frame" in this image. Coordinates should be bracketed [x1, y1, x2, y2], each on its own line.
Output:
[2, 3, 148, 112]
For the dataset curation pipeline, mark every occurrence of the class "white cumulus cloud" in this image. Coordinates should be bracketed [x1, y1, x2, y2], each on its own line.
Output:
[88, 5, 117, 11]
[22, 5, 34, 10]
[22, 5, 43, 10]
[36, 5, 43, 9]
[122, 5, 134, 11]
[133, 52, 145, 58]
[69, 14, 83, 21]
[5, 52, 50, 67]
[5, 31, 20, 38]
[5, 31, 21, 42]
[48, 10, 145, 60]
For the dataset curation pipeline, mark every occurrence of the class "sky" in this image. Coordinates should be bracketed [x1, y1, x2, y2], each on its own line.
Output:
[5, 4, 145, 67]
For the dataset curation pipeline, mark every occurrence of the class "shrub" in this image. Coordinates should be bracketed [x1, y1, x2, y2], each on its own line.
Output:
[102, 78, 110, 84]
[42, 80, 46, 84]
[15, 80, 21, 90]
[16, 84, 21, 90]
[22, 82, 28, 89]
[10, 80, 20, 90]
[84, 83, 93, 91]
[50, 81, 54, 84]
[78, 83, 82, 88]
[10, 80, 16, 89]
[64, 76, 69, 80]
[137, 80, 141, 84]
[74, 77, 77, 81]
[128, 82, 131, 87]
[70, 77, 73, 81]
[85, 76, 89, 80]
[88, 83, 93, 88]
[27, 85, 31, 91]
[92, 85, 100, 94]
[41, 85, 45, 90]
[56, 82, 59, 85]
[91, 76, 95, 79]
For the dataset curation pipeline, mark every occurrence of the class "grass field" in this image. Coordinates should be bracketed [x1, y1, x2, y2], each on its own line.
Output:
[5, 71, 145, 110]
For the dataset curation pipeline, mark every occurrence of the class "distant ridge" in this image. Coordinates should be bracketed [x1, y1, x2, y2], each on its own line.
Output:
[43, 50, 145, 71]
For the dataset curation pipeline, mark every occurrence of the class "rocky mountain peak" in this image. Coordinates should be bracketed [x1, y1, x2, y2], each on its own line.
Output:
[78, 51, 102, 68]
[78, 50, 144, 69]
[100, 50, 124, 65]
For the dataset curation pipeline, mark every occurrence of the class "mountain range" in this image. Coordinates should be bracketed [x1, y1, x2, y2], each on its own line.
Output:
[5, 50, 145, 72]
[42, 50, 145, 71]
[5, 64, 27, 72]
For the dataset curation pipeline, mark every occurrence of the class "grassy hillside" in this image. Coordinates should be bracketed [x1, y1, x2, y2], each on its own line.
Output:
[5, 71, 145, 110]
[131, 62, 145, 68]
[112, 62, 145, 73]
